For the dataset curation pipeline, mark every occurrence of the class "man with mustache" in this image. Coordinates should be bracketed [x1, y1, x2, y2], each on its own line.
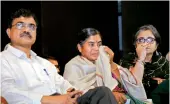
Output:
[1, 9, 117, 104]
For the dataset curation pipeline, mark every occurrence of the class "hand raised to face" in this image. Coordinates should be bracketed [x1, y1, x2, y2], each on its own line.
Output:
[136, 44, 147, 61]
[104, 46, 114, 63]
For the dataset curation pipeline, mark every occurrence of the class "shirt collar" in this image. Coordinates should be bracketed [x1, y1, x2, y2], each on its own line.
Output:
[6, 43, 37, 58]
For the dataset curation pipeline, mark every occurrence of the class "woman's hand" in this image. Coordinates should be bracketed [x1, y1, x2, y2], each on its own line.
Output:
[104, 46, 114, 63]
[152, 77, 166, 84]
[104, 46, 121, 80]
[136, 44, 147, 61]
[67, 88, 75, 94]
[112, 91, 127, 104]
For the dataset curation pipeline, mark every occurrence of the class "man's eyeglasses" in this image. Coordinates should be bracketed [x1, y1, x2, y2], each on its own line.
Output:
[12, 22, 37, 31]
[136, 37, 155, 44]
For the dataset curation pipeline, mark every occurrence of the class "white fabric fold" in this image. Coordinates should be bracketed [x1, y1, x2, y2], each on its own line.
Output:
[98, 46, 147, 101]
[96, 46, 118, 90]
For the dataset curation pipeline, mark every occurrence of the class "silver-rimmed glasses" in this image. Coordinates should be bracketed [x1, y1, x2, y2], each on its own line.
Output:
[12, 22, 37, 31]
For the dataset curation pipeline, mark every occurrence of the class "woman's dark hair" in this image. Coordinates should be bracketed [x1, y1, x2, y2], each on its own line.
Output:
[133, 24, 161, 46]
[8, 8, 38, 28]
[77, 28, 102, 45]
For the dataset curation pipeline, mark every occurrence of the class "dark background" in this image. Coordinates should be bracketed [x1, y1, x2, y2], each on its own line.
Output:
[1, 1, 169, 75]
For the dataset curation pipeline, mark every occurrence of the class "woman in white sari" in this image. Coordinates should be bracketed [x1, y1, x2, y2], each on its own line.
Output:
[63, 28, 149, 104]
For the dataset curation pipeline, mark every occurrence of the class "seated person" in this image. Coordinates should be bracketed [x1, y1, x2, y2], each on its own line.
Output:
[151, 79, 169, 104]
[119, 25, 169, 102]
[64, 28, 148, 104]
[47, 56, 60, 73]
[166, 51, 170, 61]
[1, 8, 117, 104]
[1, 96, 8, 104]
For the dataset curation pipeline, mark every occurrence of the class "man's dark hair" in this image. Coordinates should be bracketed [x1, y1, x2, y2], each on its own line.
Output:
[8, 8, 38, 28]
[47, 56, 57, 61]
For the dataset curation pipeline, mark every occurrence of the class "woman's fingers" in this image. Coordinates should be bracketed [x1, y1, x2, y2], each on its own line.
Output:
[67, 88, 75, 93]
[104, 46, 114, 62]
[153, 77, 165, 84]
[113, 92, 127, 104]
[69, 90, 83, 98]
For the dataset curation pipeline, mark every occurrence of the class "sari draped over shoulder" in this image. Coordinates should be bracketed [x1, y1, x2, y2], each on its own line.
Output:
[64, 46, 118, 93]
[64, 46, 148, 103]
[98, 46, 147, 102]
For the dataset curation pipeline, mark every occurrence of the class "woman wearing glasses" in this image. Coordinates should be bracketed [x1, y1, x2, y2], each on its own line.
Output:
[119, 25, 169, 104]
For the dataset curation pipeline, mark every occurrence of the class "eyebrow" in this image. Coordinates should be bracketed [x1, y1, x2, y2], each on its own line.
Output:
[13, 21, 36, 26]
[88, 41, 95, 44]
[12, 21, 23, 25]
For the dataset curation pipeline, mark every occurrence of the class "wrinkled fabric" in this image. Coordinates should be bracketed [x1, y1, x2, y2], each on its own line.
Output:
[77, 86, 117, 104]
[119, 52, 169, 98]
[64, 46, 118, 92]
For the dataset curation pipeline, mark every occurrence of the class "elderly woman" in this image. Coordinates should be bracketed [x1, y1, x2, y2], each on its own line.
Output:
[64, 28, 148, 104]
[119, 25, 169, 103]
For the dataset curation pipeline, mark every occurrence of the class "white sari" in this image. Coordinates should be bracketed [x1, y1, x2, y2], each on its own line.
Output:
[64, 46, 147, 101]
[64, 52, 118, 92]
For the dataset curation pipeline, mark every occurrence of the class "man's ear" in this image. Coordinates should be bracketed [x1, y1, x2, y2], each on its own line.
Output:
[77, 44, 82, 53]
[6, 28, 11, 38]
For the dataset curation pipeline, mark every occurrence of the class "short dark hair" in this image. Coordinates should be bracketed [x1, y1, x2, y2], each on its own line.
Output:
[8, 8, 38, 28]
[77, 28, 102, 45]
[47, 56, 57, 61]
[133, 24, 161, 45]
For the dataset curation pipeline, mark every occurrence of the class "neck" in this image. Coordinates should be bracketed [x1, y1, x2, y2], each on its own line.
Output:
[80, 55, 95, 64]
[145, 53, 153, 62]
[12, 44, 31, 58]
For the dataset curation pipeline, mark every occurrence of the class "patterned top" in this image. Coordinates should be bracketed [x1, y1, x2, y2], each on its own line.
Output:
[119, 52, 169, 98]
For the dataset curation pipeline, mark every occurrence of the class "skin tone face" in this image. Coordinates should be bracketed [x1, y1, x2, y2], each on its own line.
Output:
[6, 16, 37, 50]
[136, 30, 158, 55]
[78, 34, 102, 63]
[48, 59, 60, 73]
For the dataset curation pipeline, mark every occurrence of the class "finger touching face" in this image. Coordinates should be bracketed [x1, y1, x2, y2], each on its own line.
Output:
[136, 30, 157, 54]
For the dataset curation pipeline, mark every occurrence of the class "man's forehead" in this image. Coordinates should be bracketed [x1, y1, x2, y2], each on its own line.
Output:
[12, 16, 36, 24]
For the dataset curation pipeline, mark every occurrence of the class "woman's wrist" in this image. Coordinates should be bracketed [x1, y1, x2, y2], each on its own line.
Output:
[136, 59, 145, 65]
[111, 62, 118, 70]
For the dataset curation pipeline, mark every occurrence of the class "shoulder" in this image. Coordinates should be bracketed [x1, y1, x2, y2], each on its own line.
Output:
[0, 51, 11, 67]
[166, 52, 170, 61]
[65, 55, 82, 68]
[1, 50, 12, 58]
[0, 50, 17, 64]
[153, 53, 168, 64]
[152, 54, 169, 69]
[64, 55, 85, 75]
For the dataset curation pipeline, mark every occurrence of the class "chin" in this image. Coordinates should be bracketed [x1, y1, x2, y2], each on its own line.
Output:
[88, 57, 97, 62]
[92, 57, 98, 61]
[146, 51, 154, 55]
